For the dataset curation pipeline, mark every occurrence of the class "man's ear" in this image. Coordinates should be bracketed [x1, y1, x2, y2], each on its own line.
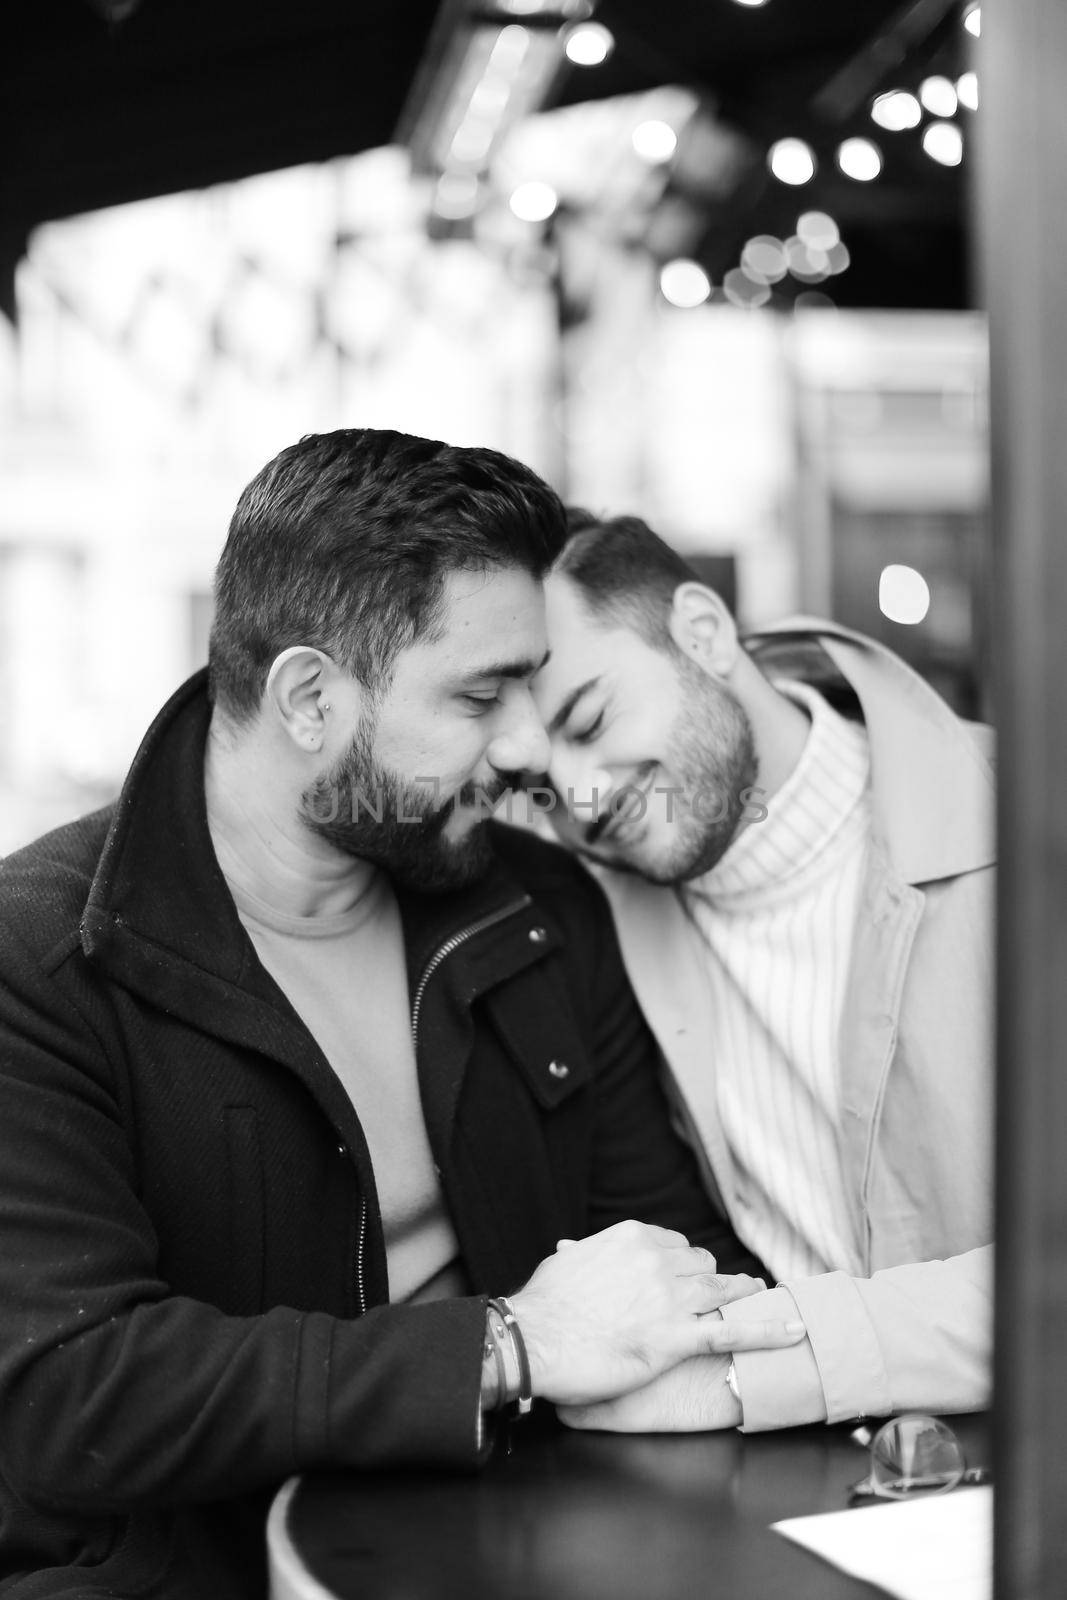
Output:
[667, 583, 740, 677]
[265, 647, 343, 754]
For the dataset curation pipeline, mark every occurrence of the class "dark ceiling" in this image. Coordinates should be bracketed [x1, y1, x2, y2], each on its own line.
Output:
[1, 0, 973, 318]
[573, 0, 974, 309]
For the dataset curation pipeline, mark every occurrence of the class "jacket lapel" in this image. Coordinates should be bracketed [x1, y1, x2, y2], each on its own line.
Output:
[79, 675, 375, 1143]
[745, 619, 995, 883]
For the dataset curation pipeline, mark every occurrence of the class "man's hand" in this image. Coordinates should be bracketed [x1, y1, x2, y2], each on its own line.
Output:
[557, 1354, 743, 1433]
[507, 1220, 804, 1408]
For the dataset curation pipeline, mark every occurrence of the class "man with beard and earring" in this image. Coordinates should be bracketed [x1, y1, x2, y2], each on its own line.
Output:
[530, 508, 994, 1438]
[0, 431, 805, 1599]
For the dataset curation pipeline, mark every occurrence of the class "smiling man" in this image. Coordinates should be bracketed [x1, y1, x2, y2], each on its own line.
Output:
[0, 436, 801, 1599]
[531, 508, 995, 1437]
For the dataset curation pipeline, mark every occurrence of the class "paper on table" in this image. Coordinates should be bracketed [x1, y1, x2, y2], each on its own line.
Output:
[772, 1485, 992, 1600]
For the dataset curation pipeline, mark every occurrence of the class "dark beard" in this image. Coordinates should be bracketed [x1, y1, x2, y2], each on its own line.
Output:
[586, 654, 758, 887]
[661, 654, 759, 882]
[300, 724, 510, 893]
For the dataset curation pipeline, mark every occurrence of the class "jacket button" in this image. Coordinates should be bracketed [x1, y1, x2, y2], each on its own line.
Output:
[548, 1059, 570, 1080]
[528, 926, 547, 943]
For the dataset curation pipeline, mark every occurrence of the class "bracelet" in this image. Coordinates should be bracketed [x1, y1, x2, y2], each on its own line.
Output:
[486, 1301, 521, 1410]
[482, 1310, 508, 1411]
[488, 1296, 534, 1416]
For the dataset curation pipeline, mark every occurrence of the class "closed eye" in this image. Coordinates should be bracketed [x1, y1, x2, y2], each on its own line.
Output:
[571, 710, 605, 744]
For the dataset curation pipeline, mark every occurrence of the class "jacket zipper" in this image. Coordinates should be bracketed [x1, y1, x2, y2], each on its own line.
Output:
[409, 895, 533, 1047]
[355, 1196, 367, 1316]
[352, 894, 533, 1317]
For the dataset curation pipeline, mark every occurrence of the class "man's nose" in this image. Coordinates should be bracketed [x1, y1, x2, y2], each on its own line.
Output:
[487, 692, 551, 779]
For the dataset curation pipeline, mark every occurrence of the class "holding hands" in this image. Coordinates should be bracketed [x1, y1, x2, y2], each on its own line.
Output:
[507, 1220, 805, 1410]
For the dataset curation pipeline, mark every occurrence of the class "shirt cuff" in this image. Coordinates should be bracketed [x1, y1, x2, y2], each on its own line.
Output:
[720, 1286, 828, 1432]
[784, 1272, 893, 1424]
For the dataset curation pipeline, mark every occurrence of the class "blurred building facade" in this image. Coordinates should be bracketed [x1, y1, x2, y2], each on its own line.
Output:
[0, 143, 988, 854]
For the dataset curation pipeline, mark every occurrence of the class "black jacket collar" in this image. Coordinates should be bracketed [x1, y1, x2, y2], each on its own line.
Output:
[80, 671, 545, 1019]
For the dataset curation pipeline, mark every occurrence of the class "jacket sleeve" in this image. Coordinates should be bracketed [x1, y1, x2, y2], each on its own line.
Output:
[576, 880, 766, 1278]
[0, 924, 488, 1517]
[723, 1246, 992, 1429]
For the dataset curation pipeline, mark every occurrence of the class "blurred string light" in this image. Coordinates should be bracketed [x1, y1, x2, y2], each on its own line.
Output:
[879, 564, 931, 625]
[957, 71, 979, 110]
[451, 117, 495, 165]
[797, 211, 839, 250]
[825, 240, 850, 273]
[564, 21, 614, 65]
[434, 172, 480, 219]
[837, 137, 883, 181]
[785, 235, 830, 282]
[736, 218, 850, 298]
[741, 235, 788, 284]
[920, 75, 958, 117]
[437, 23, 533, 176]
[659, 259, 711, 307]
[509, 180, 558, 221]
[723, 268, 770, 308]
[964, 4, 981, 38]
[923, 121, 964, 166]
[871, 90, 922, 131]
[498, 0, 591, 10]
[631, 120, 678, 162]
[768, 138, 816, 185]
[731, 0, 770, 7]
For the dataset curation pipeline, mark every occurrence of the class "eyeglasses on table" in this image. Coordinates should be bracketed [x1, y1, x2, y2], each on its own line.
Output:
[848, 1412, 992, 1503]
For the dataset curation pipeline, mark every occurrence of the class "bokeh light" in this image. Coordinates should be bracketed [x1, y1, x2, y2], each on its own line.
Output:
[922, 121, 964, 166]
[659, 259, 712, 307]
[871, 90, 923, 132]
[785, 235, 830, 282]
[837, 137, 883, 181]
[797, 211, 839, 250]
[920, 76, 959, 118]
[825, 240, 851, 275]
[957, 72, 979, 111]
[508, 181, 558, 221]
[741, 235, 788, 284]
[564, 21, 614, 66]
[632, 120, 678, 163]
[768, 138, 817, 185]
[879, 564, 931, 625]
[434, 173, 479, 219]
[723, 268, 771, 308]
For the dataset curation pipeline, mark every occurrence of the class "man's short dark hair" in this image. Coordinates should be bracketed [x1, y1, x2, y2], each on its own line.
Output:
[208, 428, 566, 723]
[556, 507, 702, 648]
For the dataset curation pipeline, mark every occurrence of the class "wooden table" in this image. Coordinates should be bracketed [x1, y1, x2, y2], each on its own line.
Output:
[268, 1410, 990, 1600]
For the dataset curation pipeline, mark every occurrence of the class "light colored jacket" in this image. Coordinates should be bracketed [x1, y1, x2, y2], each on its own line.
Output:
[593, 619, 995, 1428]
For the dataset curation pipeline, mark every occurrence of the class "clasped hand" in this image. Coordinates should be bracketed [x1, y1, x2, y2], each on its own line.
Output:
[507, 1219, 804, 1410]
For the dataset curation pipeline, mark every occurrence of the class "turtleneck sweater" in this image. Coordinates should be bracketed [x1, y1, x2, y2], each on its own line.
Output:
[681, 681, 871, 1280]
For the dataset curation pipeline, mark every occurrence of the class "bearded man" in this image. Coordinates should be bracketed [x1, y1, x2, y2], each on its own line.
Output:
[0, 435, 800, 1599]
[531, 509, 994, 1437]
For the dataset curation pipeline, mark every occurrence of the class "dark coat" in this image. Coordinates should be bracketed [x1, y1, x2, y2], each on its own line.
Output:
[0, 673, 754, 1598]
